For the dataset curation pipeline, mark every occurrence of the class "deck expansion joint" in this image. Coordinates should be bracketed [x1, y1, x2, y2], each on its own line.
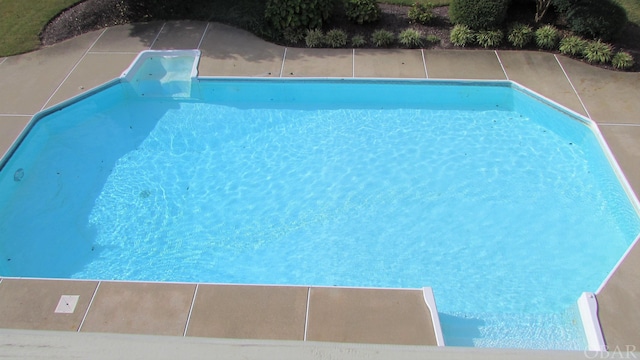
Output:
[494, 51, 509, 80]
[41, 28, 107, 111]
[421, 49, 428, 78]
[303, 287, 311, 341]
[183, 284, 199, 337]
[77, 281, 101, 332]
[279, 48, 287, 78]
[196, 23, 210, 50]
[149, 22, 166, 50]
[554, 54, 592, 119]
[352, 49, 355, 78]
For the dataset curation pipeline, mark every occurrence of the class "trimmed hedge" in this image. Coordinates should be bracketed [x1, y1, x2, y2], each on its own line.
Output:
[448, 0, 510, 30]
[553, 0, 628, 41]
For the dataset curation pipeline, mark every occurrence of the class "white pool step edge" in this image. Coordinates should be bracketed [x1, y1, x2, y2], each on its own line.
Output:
[422, 287, 445, 346]
[578, 292, 606, 351]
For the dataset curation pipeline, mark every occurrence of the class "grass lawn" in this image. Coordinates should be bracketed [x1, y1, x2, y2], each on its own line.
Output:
[616, 0, 640, 25]
[0, 0, 81, 56]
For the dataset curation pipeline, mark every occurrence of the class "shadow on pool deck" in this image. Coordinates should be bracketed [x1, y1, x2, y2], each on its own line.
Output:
[0, 20, 640, 354]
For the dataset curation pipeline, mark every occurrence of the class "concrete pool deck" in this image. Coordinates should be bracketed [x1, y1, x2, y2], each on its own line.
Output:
[1, 20, 639, 357]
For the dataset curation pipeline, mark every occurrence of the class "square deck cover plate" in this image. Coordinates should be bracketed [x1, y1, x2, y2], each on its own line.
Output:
[55, 295, 79, 314]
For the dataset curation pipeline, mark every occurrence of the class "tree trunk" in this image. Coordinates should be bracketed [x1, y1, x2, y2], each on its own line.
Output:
[535, 0, 552, 23]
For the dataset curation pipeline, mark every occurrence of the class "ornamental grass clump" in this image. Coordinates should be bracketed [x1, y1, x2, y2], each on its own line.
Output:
[583, 40, 613, 64]
[507, 23, 534, 48]
[611, 51, 634, 70]
[399, 28, 424, 48]
[450, 24, 475, 47]
[371, 29, 395, 47]
[305, 29, 325, 48]
[476, 29, 503, 48]
[325, 29, 348, 48]
[559, 35, 588, 57]
[535, 25, 559, 50]
[351, 34, 367, 47]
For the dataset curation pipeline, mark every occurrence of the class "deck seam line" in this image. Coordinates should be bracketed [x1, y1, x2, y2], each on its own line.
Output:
[303, 287, 311, 341]
[41, 28, 107, 111]
[280, 48, 287, 78]
[554, 54, 592, 119]
[494, 50, 509, 80]
[149, 22, 166, 50]
[599, 123, 640, 127]
[0, 58, 7, 66]
[77, 281, 101, 332]
[196, 23, 210, 50]
[183, 284, 199, 337]
[352, 49, 355, 78]
[421, 49, 428, 78]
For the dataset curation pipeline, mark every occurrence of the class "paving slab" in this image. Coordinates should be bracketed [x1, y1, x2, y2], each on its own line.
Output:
[0, 31, 102, 115]
[151, 20, 208, 50]
[424, 50, 506, 80]
[497, 51, 586, 116]
[306, 287, 436, 345]
[90, 22, 163, 53]
[186, 285, 307, 340]
[0, 116, 31, 159]
[556, 56, 640, 125]
[597, 236, 640, 348]
[282, 48, 352, 78]
[0, 279, 98, 331]
[46, 53, 136, 107]
[354, 49, 425, 78]
[598, 125, 640, 199]
[198, 23, 284, 77]
[80, 282, 195, 336]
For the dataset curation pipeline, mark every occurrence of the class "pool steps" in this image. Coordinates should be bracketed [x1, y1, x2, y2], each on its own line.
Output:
[578, 292, 606, 351]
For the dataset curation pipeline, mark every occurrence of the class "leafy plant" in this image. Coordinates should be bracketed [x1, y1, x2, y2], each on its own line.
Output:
[535, 25, 559, 50]
[345, 0, 381, 24]
[351, 34, 367, 47]
[559, 35, 588, 57]
[476, 29, 503, 48]
[425, 34, 441, 45]
[305, 28, 325, 48]
[325, 29, 348, 48]
[282, 28, 305, 44]
[612, 51, 635, 70]
[450, 24, 475, 47]
[399, 28, 424, 48]
[371, 29, 395, 47]
[564, 0, 628, 41]
[265, 0, 333, 33]
[448, 0, 510, 30]
[583, 40, 613, 64]
[507, 23, 534, 48]
[408, 2, 435, 25]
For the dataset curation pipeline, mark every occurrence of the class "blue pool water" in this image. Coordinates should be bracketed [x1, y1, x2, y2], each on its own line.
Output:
[0, 79, 638, 349]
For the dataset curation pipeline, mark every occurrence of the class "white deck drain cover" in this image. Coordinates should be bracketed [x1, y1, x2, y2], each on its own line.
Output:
[55, 295, 79, 313]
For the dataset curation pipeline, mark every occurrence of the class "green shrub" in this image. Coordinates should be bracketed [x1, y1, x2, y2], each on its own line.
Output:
[325, 29, 348, 47]
[351, 34, 367, 47]
[425, 34, 441, 45]
[282, 28, 305, 44]
[559, 35, 587, 57]
[450, 24, 475, 47]
[305, 29, 325, 48]
[564, 0, 627, 41]
[265, 0, 333, 33]
[371, 29, 395, 47]
[552, 0, 575, 14]
[535, 25, 559, 50]
[612, 51, 635, 70]
[583, 40, 613, 64]
[507, 23, 534, 48]
[408, 2, 435, 25]
[345, 0, 381, 24]
[399, 29, 424, 48]
[449, 0, 510, 30]
[476, 29, 503, 48]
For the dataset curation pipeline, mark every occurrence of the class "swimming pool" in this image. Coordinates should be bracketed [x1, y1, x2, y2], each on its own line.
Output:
[0, 53, 638, 350]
